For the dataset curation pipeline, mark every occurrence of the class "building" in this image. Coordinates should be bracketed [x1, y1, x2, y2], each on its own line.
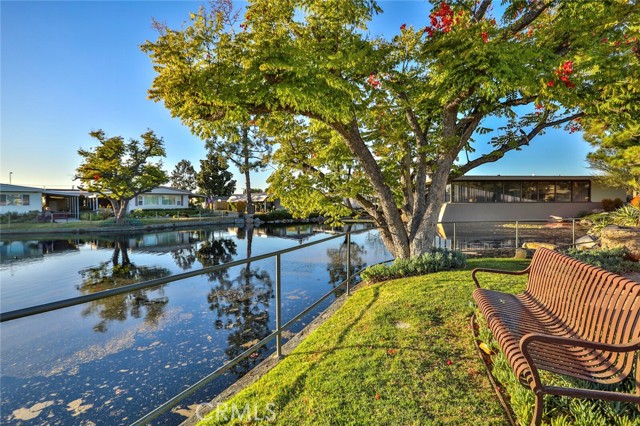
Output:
[0, 184, 43, 215]
[129, 187, 201, 212]
[440, 175, 627, 222]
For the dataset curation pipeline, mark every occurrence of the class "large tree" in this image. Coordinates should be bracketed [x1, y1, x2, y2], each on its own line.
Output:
[76, 130, 168, 224]
[170, 159, 197, 191]
[205, 122, 271, 215]
[143, 0, 639, 258]
[196, 149, 237, 205]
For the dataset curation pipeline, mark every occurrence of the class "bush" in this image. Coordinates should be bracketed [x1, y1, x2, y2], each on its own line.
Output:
[564, 247, 640, 274]
[0, 211, 40, 224]
[588, 205, 640, 236]
[600, 198, 624, 212]
[254, 210, 293, 221]
[360, 248, 467, 283]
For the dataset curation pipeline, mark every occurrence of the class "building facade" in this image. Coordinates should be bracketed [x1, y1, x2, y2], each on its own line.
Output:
[439, 176, 627, 222]
[0, 184, 43, 215]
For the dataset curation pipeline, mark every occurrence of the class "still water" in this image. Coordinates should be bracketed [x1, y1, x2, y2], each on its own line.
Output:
[0, 224, 390, 425]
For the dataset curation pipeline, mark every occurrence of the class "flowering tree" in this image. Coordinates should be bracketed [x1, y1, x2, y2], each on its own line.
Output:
[143, 0, 638, 258]
[76, 130, 168, 224]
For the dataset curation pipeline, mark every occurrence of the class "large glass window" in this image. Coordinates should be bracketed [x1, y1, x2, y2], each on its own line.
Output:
[144, 195, 160, 205]
[0, 194, 30, 206]
[502, 182, 522, 202]
[539, 181, 556, 202]
[450, 180, 591, 203]
[522, 182, 539, 202]
[572, 181, 590, 202]
[555, 181, 572, 202]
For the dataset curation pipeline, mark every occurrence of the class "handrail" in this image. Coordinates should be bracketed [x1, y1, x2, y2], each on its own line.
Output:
[0, 229, 365, 323]
[0, 226, 390, 426]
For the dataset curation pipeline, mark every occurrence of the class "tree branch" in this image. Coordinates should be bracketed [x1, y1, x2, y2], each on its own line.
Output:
[452, 112, 584, 178]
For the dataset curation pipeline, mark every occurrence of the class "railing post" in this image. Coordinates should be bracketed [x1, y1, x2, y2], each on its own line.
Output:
[452, 222, 456, 250]
[515, 220, 519, 248]
[572, 218, 576, 248]
[275, 253, 282, 358]
[346, 232, 351, 296]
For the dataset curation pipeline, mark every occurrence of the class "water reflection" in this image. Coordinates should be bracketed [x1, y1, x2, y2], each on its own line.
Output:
[326, 233, 366, 296]
[78, 238, 171, 332]
[208, 226, 274, 375]
[0, 225, 389, 426]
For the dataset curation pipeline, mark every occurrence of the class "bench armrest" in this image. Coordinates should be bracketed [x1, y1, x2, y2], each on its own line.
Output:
[519, 333, 640, 392]
[471, 267, 530, 288]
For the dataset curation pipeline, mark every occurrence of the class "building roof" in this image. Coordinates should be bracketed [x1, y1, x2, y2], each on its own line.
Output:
[0, 184, 44, 193]
[453, 175, 593, 181]
[144, 186, 197, 195]
[228, 193, 271, 203]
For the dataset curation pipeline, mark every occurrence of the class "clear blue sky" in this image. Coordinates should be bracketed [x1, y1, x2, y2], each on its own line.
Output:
[1, 1, 593, 190]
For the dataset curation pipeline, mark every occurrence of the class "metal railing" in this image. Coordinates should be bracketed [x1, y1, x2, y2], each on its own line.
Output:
[0, 227, 391, 426]
[436, 218, 584, 251]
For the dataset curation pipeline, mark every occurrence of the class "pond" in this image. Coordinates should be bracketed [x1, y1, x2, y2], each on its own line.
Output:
[0, 224, 390, 425]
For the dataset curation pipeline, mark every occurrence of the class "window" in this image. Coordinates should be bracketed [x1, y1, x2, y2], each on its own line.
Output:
[144, 195, 159, 205]
[572, 181, 590, 202]
[137, 195, 143, 206]
[177, 197, 182, 206]
[556, 181, 572, 202]
[539, 181, 555, 202]
[522, 182, 539, 202]
[162, 195, 172, 205]
[0, 193, 29, 206]
[502, 182, 522, 202]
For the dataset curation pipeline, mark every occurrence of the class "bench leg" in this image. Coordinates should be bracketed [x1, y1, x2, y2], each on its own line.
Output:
[531, 392, 543, 426]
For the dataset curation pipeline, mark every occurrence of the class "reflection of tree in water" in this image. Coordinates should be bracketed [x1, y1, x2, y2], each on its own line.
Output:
[196, 237, 237, 283]
[78, 238, 171, 332]
[326, 234, 366, 296]
[206, 226, 274, 376]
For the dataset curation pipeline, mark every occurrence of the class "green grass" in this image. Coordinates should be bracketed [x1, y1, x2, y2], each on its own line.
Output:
[196, 258, 530, 426]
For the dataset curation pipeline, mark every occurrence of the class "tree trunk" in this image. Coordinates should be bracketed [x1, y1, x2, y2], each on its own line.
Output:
[242, 127, 254, 215]
[110, 198, 129, 224]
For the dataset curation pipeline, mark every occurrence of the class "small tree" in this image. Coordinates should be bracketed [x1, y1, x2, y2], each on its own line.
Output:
[76, 130, 168, 224]
[196, 149, 236, 208]
[170, 159, 197, 191]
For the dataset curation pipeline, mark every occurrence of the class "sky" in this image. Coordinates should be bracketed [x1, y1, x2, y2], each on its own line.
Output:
[1, 0, 594, 191]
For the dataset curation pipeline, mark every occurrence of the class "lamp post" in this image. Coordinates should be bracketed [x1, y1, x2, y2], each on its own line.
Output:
[9, 172, 12, 184]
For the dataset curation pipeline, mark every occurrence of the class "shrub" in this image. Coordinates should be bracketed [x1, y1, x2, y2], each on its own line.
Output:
[360, 249, 467, 283]
[0, 211, 40, 224]
[254, 210, 293, 221]
[564, 247, 640, 274]
[609, 204, 640, 227]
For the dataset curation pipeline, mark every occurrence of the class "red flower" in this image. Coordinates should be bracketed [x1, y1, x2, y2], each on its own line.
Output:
[367, 74, 381, 88]
[546, 80, 555, 87]
[446, 359, 453, 365]
[601, 38, 608, 43]
[93, 174, 100, 181]
[482, 32, 489, 43]
[375, 393, 381, 400]
[400, 23, 406, 31]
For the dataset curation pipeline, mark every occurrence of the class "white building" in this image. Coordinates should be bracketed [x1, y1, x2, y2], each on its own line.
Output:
[129, 186, 196, 212]
[0, 184, 43, 215]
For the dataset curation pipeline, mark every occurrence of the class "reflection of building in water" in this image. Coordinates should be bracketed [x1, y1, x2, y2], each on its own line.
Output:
[236, 225, 318, 243]
[0, 239, 79, 263]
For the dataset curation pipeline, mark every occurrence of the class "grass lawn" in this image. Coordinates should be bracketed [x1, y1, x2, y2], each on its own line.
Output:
[196, 258, 531, 426]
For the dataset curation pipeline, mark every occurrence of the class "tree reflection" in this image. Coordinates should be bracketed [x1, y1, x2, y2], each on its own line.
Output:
[78, 238, 171, 332]
[326, 233, 366, 296]
[207, 225, 274, 376]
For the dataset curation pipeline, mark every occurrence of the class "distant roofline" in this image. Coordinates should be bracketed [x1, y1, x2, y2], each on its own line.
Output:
[453, 175, 593, 181]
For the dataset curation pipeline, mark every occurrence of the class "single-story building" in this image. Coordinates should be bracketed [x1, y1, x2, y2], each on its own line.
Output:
[439, 175, 627, 222]
[129, 187, 201, 212]
[0, 184, 43, 215]
[226, 193, 281, 213]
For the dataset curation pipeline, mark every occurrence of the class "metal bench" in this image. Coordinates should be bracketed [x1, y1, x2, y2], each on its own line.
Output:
[472, 247, 640, 426]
